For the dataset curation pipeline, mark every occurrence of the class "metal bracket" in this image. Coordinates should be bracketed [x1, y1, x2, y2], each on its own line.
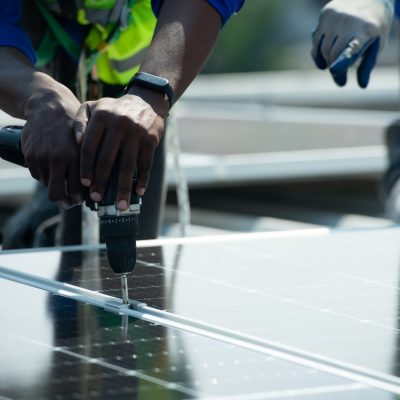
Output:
[104, 298, 147, 314]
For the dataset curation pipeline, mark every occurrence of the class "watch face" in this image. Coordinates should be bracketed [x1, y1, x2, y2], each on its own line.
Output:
[138, 72, 169, 88]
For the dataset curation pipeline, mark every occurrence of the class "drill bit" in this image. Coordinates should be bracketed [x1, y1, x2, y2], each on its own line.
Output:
[121, 274, 129, 305]
[121, 315, 129, 340]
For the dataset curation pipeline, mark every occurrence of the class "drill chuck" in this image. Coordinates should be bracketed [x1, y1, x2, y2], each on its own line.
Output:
[98, 206, 140, 274]
[87, 159, 141, 275]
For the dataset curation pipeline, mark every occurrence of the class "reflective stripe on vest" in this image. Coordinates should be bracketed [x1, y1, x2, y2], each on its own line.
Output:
[76, 0, 127, 26]
[109, 47, 146, 72]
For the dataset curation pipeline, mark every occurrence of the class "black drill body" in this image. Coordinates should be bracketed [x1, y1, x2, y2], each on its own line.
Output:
[0, 125, 140, 275]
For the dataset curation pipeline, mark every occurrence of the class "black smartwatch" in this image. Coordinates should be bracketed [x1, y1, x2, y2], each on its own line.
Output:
[124, 72, 175, 110]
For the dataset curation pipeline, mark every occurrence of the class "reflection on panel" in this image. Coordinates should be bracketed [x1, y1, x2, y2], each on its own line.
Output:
[0, 278, 387, 400]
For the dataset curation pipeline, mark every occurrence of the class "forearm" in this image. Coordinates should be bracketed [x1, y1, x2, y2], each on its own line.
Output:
[128, 0, 221, 110]
[0, 47, 74, 119]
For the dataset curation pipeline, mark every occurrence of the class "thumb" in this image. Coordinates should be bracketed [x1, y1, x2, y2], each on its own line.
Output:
[73, 102, 92, 144]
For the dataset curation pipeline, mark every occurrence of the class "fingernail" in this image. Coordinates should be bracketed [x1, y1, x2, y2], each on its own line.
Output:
[117, 200, 128, 210]
[137, 188, 145, 196]
[90, 192, 102, 202]
[81, 178, 91, 187]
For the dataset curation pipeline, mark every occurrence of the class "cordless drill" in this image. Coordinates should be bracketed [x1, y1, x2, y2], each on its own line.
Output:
[0, 125, 140, 304]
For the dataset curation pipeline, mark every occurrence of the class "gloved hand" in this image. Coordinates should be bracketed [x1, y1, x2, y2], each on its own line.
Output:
[311, 0, 394, 88]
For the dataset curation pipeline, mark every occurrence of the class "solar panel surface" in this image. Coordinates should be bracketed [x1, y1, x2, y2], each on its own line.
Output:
[0, 277, 383, 400]
[1, 227, 400, 398]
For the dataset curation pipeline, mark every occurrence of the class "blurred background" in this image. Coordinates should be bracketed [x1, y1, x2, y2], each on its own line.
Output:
[0, 0, 399, 240]
[206, 0, 399, 73]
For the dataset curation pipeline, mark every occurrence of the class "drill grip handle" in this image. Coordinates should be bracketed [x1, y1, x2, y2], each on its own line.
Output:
[0, 126, 26, 167]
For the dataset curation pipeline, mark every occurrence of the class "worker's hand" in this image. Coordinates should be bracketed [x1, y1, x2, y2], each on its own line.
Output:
[73, 89, 167, 211]
[21, 80, 82, 207]
[311, 0, 394, 88]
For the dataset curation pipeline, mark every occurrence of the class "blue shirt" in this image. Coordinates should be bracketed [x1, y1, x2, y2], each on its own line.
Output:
[152, 0, 244, 25]
[0, 2, 36, 62]
[0, 0, 245, 64]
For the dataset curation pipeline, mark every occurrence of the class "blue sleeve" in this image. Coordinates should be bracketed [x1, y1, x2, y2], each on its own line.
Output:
[396, 0, 400, 18]
[151, 0, 245, 26]
[0, 0, 36, 63]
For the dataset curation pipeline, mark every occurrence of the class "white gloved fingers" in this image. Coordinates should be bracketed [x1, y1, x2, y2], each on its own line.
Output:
[330, 34, 372, 70]
[311, 8, 339, 69]
[311, 25, 330, 69]
[319, 33, 340, 68]
[329, 34, 373, 87]
[328, 29, 356, 67]
[357, 37, 380, 88]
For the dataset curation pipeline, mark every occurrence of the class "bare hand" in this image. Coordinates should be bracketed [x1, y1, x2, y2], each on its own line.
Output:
[21, 82, 82, 207]
[73, 92, 167, 211]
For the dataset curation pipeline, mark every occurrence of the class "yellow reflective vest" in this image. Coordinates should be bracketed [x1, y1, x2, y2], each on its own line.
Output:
[37, 0, 156, 85]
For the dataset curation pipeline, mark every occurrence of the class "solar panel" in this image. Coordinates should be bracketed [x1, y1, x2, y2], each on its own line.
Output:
[1, 227, 400, 398]
[0, 276, 386, 400]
